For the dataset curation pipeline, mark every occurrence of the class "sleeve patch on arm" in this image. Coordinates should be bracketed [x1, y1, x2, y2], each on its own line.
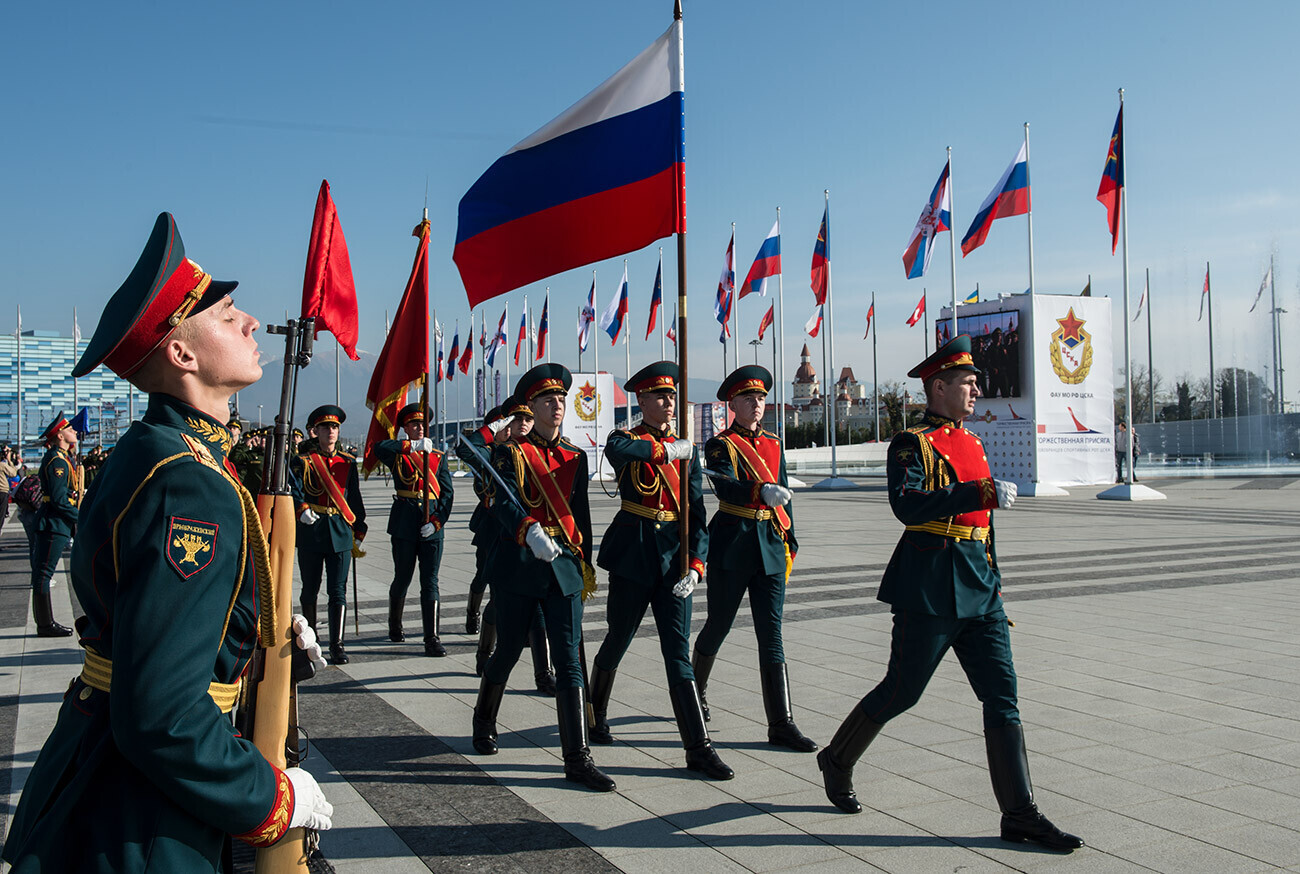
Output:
[167, 516, 219, 579]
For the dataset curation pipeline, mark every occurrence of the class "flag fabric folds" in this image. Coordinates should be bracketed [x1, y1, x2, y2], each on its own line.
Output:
[301, 180, 361, 360]
[457, 328, 473, 374]
[1133, 279, 1147, 322]
[963, 288, 979, 304]
[646, 259, 663, 339]
[453, 20, 686, 306]
[578, 279, 597, 352]
[810, 206, 830, 304]
[666, 307, 677, 346]
[514, 309, 528, 365]
[961, 143, 1030, 256]
[1096, 105, 1124, 254]
[1249, 265, 1271, 313]
[486, 306, 508, 367]
[600, 266, 630, 345]
[741, 220, 781, 298]
[447, 326, 461, 383]
[757, 304, 775, 342]
[906, 292, 926, 327]
[902, 161, 951, 279]
[1199, 267, 1210, 321]
[435, 320, 445, 382]
[363, 220, 431, 474]
[805, 304, 823, 338]
[536, 293, 550, 360]
[863, 302, 874, 338]
[715, 232, 734, 334]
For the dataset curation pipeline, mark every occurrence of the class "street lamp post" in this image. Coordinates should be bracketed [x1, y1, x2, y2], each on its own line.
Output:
[258, 404, 264, 428]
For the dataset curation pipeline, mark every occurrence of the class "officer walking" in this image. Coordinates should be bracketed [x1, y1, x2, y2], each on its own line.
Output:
[3, 212, 331, 871]
[695, 366, 818, 753]
[589, 362, 732, 779]
[372, 403, 454, 656]
[470, 364, 614, 792]
[28, 413, 79, 637]
[816, 336, 1083, 852]
[293, 404, 368, 664]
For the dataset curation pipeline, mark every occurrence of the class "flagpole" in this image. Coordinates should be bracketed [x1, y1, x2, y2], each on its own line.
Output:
[1024, 122, 1035, 294]
[871, 292, 880, 442]
[730, 222, 738, 372]
[1146, 267, 1154, 423]
[545, 287, 551, 363]
[1117, 90, 1135, 484]
[821, 306, 828, 447]
[1207, 261, 1216, 416]
[593, 269, 600, 464]
[624, 259, 632, 427]
[1269, 253, 1279, 413]
[673, 0, 690, 579]
[775, 206, 786, 444]
[659, 248, 666, 359]
[825, 190, 840, 479]
[948, 147, 958, 321]
[923, 288, 929, 357]
[504, 302, 511, 408]
[72, 306, 79, 417]
[523, 293, 529, 365]
[432, 306, 440, 441]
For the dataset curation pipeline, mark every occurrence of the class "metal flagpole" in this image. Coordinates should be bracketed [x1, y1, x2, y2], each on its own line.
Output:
[948, 147, 958, 321]
[923, 289, 929, 357]
[1024, 122, 1035, 294]
[504, 302, 511, 408]
[72, 307, 79, 416]
[545, 287, 551, 362]
[871, 292, 880, 442]
[775, 207, 786, 444]
[1207, 261, 1216, 416]
[659, 248, 666, 359]
[730, 222, 738, 372]
[334, 341, 340, 405]
[825, 190, 839, 479]
[1146, 267, 1154, 423]
[673, 0, 691, 581]
[1269, 253, 1279, 412]
[593, 269, 600, 461]
[820, 307, 828, 447]
[15, 306, 21, 450]
[1118, 91, 1135, 484]
[523, 294, 529, 365]
[624, 260, 632, 427]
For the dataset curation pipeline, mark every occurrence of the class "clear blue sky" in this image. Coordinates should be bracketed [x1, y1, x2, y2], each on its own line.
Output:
[4, 1, 1297, 404]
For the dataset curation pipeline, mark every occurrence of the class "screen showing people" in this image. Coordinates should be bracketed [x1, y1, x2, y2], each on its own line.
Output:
[934, 311, 1022, 399]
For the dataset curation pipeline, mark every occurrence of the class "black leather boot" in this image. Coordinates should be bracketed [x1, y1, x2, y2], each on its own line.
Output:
[388, 594, 406, 642]
[670, 681, 733, 780]
[986, 723, 1084, 851]
[300, 602, 318, 636]
[472, 678, 506, 755]
[588, 664, 616, 745]
[692, 649, 716, 722]
[465, 589, 484, 635]
[556, 686, 615, 792]
[32, 590, 72, 638]
[530, 622, 557, 697]
[817, 706, 883, 813]
[760, 663, 818, 752]
[328, 604, 349, 665]
[476, 617, 496, 678]
[422, 600, 446, 657]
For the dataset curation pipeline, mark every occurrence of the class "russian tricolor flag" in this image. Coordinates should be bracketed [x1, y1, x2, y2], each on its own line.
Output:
[741, 220, 781, 299]
[902, 161, 951, 279]
[486, 306, 508, 368]
[645, 259, 662, 340]
[961, 143, 1030, 257]
[536, 293, 549, 361]
[454, 21, 686, 307]
[514, 309, 528, 366]
[600, 265, 630, 344]
[446, 327, 460, 383]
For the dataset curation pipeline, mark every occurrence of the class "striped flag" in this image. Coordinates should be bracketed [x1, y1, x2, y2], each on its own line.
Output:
[536, 293, 550, 360]
[741, 220, 781, 298]
[646, 259, 663, 339]
[863, 302, 874, 339]
[600, 265, 630, 344]
[805, 304, 824, 338]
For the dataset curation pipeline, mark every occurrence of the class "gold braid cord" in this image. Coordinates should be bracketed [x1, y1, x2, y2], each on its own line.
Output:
[233, 481, 278, 648]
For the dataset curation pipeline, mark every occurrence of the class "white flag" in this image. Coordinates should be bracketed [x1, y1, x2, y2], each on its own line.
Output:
[1248, 265, 1272, 313]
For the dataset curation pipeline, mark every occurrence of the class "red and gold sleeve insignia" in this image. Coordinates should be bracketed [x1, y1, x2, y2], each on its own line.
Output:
[689, 557, 706, 579]
[515, 517, 539, 546]
[977, 477, 998, 510]
[650, 441, 667, 464]
[235, 767, 293, 848]
[749, 482, 762, 504]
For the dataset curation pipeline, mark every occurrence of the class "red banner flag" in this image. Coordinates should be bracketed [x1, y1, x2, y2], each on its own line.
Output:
[906, 292, 926, 327]
[300, 180, 360, 360]
[362, 219, 430, 474]
[863, 302, 874, 338]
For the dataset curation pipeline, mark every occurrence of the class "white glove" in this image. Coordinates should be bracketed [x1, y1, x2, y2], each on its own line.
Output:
[759, 484, 793, 507]
[298, 508, 319, 525]
[291, 613, 327, 672]
[664, 439, 694, 462]
[285, 767, 333, 831]
[672, 568, 700, 599]
[419, 522, 437, 539]
[995, 479, 1018, 509]
[410, 438, 434, 452]
[525, 523, 562, 562]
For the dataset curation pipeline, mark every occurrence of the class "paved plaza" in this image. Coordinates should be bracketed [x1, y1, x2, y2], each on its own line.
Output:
[2, 474, 1298, 872]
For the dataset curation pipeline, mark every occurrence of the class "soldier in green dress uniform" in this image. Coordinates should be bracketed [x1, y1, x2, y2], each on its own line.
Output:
[372, 403, 455, 656]
[28, 413, 80, 637]
[816, 336, 1083, 852]
[2, 211, 332, 873]
[695, 365, 818, 753]
[589, 361, 732, 779]
[456, 404, 507, 671]
[470, 364, 614, 792]
[292, 404, 368, 664]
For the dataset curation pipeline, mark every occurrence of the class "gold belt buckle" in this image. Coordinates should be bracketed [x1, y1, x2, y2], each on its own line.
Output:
[757, 508, 771, 520]
[655, 509, 668, 522]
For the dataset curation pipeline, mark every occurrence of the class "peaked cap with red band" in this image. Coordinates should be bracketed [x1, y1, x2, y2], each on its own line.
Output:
[626, 361, 677, 395]
[907, 334, 980, 382]
[73, 212, 238, 379]
[504, 395, 533, 419]
[307, 405, 346, 428]
[397, 403, 429, 428]
[718, 364, 772, 402]
[39, 411, 72, 445]
[514, 363, 572, 403]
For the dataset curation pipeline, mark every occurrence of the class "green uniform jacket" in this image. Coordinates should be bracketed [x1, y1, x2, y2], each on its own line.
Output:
[598, 425, 707, 584]
[290, 449, 368, 553]
[228, 443, 264, 496]
[877, 411, 1003, 618]
[703, 425, 798, 578]
[373, 439, 454, 540]
[2, 394, 292, 873]
[36, 446, 79, 536]
[489, 433, 592, 598]
[455, 425, 498, 548]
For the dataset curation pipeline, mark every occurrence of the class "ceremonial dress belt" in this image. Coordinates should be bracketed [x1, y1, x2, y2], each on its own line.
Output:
[904, 520, 990, 542]
[395, 489, 432, 500]
[80, 649, 242, 713]
[306, 503, 339, 516]
[620, 500, 678, 522]
[541, 525, 565, 538]
[718, 501, 772, 521]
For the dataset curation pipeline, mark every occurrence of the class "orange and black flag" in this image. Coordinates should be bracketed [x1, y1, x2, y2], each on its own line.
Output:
[1096, 105, 1124, 254]
[362, 219, 430, 475]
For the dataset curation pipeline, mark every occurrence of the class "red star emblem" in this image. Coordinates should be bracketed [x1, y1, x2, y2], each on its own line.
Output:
[1056, 308, 1085, 344]
[579, 380, 595, 396]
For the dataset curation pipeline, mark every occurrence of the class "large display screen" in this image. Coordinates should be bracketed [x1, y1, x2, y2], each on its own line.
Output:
[933, 310, 1023, 398]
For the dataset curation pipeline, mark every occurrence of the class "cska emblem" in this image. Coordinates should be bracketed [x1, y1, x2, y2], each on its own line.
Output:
[1049, 307, 1093, 385]
[573, 379, 601, 422]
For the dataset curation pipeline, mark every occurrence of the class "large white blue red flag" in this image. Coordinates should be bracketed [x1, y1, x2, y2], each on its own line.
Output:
[578, 279, 596, 352]
[715, 231, 734, 337]
[446, 325, 460, 383]
[961, 143, 1030, 256]
[902, 161, 951, 278]
[600, 265, 630, 345]
[454, 21, 686, 306]
[741, 220, 781, 299]
[486, 305, 508, 367]
[645, 258, 663, 339]
[536, 293, 550, 360]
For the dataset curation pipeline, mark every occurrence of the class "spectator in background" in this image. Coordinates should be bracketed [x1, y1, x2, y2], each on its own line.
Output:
[0, 444, 20, 543]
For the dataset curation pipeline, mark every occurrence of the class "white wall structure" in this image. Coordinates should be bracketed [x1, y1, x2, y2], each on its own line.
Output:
[563, 372, 615, 476]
